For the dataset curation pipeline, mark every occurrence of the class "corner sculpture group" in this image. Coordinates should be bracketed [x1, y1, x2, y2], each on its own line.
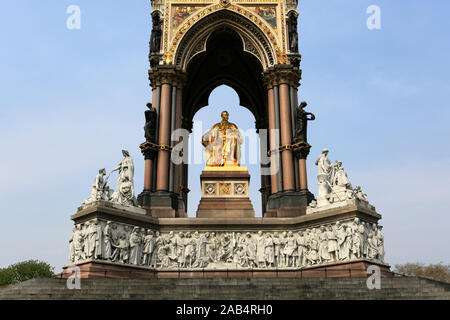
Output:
[82, 149, 139, 208]
[309, 148, 372, 211]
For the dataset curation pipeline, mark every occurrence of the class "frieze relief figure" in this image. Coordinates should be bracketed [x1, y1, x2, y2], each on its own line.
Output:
[85, 219, 102, 260]
[68, 218, 387, 270]
[264, 233, 275, 268]
[111, 232, 130, 264]
[103, 221, 117, 261]
[142, 230, 156, 266]
[129, 227, 143, 265]
[318, 226, 329, 264]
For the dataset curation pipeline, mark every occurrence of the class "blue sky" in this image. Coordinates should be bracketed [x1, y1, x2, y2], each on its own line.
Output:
[0, 1, 449, 272]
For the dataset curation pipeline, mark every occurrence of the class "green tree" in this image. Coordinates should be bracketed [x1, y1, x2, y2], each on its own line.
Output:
[394, 262, 450, 283]
[0, 260, 55, 286]
[0, 268, 15, 286]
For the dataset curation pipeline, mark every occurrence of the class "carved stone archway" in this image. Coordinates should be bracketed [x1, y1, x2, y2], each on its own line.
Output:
[174, 9, 277, 71]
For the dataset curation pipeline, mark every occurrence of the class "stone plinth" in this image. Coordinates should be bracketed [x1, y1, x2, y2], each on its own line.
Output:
[78, 200, 147, 216]
[196, 167, 255, 218]
[307, 198, 375, 215]
[70, 202, 381, 232]
[62, 259, 392, 279]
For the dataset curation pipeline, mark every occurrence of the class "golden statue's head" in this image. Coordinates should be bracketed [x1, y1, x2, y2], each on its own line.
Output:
[221, 111, 229, 122]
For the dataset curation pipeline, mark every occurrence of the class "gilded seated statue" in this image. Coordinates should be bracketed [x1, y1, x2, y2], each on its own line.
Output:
[202, 111, 243, 167]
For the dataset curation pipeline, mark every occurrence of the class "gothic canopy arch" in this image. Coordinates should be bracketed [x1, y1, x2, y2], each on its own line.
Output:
[181, 26, 267, 129]
[162, 2, 288, 70]
[173, 9, 277, 71]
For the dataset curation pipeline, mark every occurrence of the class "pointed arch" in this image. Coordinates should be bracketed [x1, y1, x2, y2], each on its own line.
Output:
[172, 8, 280, 71]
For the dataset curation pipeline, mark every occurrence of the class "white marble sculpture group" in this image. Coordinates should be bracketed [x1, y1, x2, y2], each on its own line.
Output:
[308, 149, 373, 213]
[81, 150, 139, 208]
[69, 218, 385, 269]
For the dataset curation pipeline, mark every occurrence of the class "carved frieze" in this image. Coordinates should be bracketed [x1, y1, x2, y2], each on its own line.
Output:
[69, 217, 386, 269]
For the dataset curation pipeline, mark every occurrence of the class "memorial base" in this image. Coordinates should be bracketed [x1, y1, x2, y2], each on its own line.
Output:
[61, 259, 392, 279]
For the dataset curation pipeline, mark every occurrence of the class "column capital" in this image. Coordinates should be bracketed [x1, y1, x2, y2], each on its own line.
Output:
[148, 66, 187, 89]
[263, 64, 302, 89]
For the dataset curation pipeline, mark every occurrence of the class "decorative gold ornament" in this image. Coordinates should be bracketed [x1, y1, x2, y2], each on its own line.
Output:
[220, 0, 231, 8]
[219, 183, 232, 195]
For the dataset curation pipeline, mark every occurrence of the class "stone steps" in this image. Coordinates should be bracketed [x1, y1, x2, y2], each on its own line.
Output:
[1, 288, 446, 295]
[2, 284, 446, 292]
[1, 293, 448, 300]
[1, 277, 448, 300]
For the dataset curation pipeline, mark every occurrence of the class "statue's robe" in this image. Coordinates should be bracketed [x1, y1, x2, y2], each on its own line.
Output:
[204, 120, 243, 166]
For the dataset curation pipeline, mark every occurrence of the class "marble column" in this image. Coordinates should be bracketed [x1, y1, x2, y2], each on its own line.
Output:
[156, 83, 172, 191]
[152, 86, 161, 191]
[263, 64, 312, 216]
[173, 88, 183, 195]
[259, 126, 270, 216]
[181, 139, 189, 213]
[273, 86, 283, 193]
[168, 86, 177, 193]
[279, 83, 295, 191]
[146, 66, 187, 217]
[290, 86, 300, 191]
[299, 157, 308, 190]
[144, 158, 153, 191]
[267, 87, 278, 194]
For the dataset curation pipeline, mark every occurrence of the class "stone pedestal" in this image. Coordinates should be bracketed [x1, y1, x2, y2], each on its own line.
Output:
[145, 191, 187, 218]
[196, 167, 255, 218]
[62, 259, 392, 279]
[265, 189, 315, 217]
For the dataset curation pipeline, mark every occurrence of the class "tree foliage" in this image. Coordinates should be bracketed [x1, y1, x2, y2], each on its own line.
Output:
[394, 262, 450, 283]
[0, 260, 55, 286]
